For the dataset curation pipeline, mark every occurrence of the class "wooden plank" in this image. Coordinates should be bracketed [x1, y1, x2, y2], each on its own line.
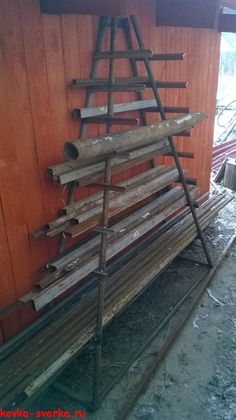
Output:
[19, 0, 62, 244]
[40, 0, 123, 16]
[0, 197, 18, 312]
[41, 11, 75, 246]
[0, 1, 41, 303]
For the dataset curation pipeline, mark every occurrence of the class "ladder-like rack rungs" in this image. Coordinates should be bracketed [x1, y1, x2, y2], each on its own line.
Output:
[144, 106, 190, 114]
[82, 117, 140, 126]
[72, 77, 188, 89]
[94, 49, 153, 59]
[74, 100, 190, 119]
[87, 84, 146, 92]
[150, 53, 185, 61]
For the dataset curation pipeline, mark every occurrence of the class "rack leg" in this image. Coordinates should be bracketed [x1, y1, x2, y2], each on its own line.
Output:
[130, 14, 213, 268]
[92, 16, 117, 408]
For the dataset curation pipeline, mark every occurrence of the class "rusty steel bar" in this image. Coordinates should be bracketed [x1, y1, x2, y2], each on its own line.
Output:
[72, 77, 187, 89]
[93, 49, 153, 60]
[74, 100, 190, 120]
[2, 194, 230, 410]
[33, 165, 174, 238]
[82, 117, 140, 126]
[64, 113, 206, 162]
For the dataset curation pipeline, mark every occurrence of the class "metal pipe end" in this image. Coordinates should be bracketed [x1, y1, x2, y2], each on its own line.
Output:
[64, 142, 79, 160]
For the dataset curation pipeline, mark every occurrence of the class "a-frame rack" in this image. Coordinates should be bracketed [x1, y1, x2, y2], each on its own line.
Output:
[57, 15, 213, 410]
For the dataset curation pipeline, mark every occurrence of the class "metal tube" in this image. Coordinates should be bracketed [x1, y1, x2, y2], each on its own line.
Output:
[64, 113, 206, 161]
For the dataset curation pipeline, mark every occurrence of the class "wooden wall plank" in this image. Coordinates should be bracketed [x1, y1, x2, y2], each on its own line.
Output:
[0, 1, 33, 302]
[19, 0, 65, 224]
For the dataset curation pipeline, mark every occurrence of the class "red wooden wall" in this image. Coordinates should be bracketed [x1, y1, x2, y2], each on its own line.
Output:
[0, 0, 221, 341]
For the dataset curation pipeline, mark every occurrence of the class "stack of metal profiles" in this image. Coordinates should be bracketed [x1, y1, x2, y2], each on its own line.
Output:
[0, 189, 231, 407]
[0, 115, 232, 407]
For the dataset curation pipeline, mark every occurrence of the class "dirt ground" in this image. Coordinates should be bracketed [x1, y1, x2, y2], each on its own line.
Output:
[129, 240, 236, 420]
[26, 197, 236, 420]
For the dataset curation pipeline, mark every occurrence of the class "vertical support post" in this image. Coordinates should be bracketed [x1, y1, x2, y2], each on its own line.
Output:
[92, 157, 111, 408]
[59, 17, 108, 257]
[123, 17, 155, 168]
[92, 16, 117, 409]
[122, 17, 147, 126]
[130, 14, 213, 268]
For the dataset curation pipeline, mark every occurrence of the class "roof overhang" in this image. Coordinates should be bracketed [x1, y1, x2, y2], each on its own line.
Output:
[40, 0, 236, 33]
[40, 0, 123, 16]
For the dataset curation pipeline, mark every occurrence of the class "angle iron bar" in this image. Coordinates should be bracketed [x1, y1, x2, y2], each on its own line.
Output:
[30, 190, 199, 310]
[44, 165, 176, 234]
[46, 166, 174, 237]
[45, 188, 194, 274]
[64, 171, 183, 238]
[48, 187, 188, 272]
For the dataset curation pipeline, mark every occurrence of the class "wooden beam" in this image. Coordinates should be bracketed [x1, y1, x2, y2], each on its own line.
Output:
[156, 0, 220, 29]
[218, 13, 236, 32]
[40, 0, 123, 15]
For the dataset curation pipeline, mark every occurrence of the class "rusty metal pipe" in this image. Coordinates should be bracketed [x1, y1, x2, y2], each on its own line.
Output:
[64, 113, 206, 162]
